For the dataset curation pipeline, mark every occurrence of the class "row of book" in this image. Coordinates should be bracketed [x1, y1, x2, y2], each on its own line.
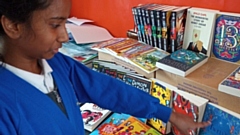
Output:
[91, 38, 169, 74]
[132, 4, 189, 53]
[89, 60, 240, 135]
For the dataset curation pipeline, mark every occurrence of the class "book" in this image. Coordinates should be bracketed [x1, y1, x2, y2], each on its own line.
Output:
[218, 66, 240, 98]
[113, 116, 151, 134]
[183, 7, 219, 56]
[171, 89, 209, 135]
[170, 6, 189, 53]
[90, 113, 147, 135]
[199, 102, 240, 135]
[156, 7, 218, 77]
[129, 48, 169, 73]
[211, 12, 240, 64]
[147, 78, 173, 134]
[59, 41, 98, 64]
[156, 49, 208, 77]
[145, 128, 163, 135]
[80, 103, 112, 132]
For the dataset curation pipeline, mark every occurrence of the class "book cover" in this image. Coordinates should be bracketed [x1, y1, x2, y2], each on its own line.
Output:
[156, 49, 208, 77]
[113, 116, 151, 135]
[90, 113, 147, 135]
[183, 7, 218, 56]
[80, 103, 112, 132]
[218, 66, 240, 98]
[124, 74, 152, 94]
[170, 6, 189, 53]
[147, 78, 173, 134]
[129, 48, 169, 73]
[145, 128, 163, 135]
[212, 12, 240, 64]
[199, 102, 240, 135]
[171, 89, 209, 135]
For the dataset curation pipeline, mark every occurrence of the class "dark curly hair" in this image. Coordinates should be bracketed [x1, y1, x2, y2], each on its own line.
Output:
[0, 0, 53, 36]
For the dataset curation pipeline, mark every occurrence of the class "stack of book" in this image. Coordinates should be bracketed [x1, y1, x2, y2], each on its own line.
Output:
[91, 38, 169, 74]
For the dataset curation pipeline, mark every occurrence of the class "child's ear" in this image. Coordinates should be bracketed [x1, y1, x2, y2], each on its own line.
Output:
[1, 15, 23, 39]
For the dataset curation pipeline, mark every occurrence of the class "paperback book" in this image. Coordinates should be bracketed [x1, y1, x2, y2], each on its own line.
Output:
[171, 89, 209, 135]
[147, 78, 174, 134]
[199, 102, 240, 135]
[80, 103, 111, 132]
[156, 7, 218, 77]
[211, 12, 240, 64]
[218, 66, 240, 98]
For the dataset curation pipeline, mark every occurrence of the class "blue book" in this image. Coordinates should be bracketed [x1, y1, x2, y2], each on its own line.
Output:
[90, 113, 146, 135]
[199, 102, 240, 135]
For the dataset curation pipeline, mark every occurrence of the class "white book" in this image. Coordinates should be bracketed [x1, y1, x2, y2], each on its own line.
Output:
[171, 88, 209, 135]
[156, 7, 219, 77]
[218, 66, 240, 98]
[80, 103, 111, 132]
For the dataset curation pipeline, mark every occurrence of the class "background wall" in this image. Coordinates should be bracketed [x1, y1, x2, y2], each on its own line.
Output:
[70, 0, 240, 37]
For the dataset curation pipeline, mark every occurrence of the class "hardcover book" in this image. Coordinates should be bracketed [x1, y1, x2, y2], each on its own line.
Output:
[147, 78, 174, 134]
[171, 89, 209, 135]
[211, 12, 240, 64]
[199, 102, 240, 135]
[156, 7, 218, 77]
[218, 66, 240, 98]
[80, 103, 112, 132]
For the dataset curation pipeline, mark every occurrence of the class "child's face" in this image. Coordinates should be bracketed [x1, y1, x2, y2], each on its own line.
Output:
[19, 0, 71, 60]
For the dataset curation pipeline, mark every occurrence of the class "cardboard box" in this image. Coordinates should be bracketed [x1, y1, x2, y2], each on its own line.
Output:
[98, 51, 155, 78]
[156, 58, 240, 114]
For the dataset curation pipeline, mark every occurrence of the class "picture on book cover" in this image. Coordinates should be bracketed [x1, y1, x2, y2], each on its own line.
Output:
[199, 103, 240, 135]
[171, 91, 199, 135]
[148, 78, 172, 134]
[212, 13, 240, 64]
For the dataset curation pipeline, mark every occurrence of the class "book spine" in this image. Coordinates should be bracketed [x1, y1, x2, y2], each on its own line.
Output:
[170, 11, 177, 53]
[137, 7, 146, 43]
[161, 11, 168, 52]
[150, 9, 158, 48]
[156, 9, 162, 49]
[145, 8, 153, 46]
[132, 7, 143, 42]
[141, 7, 150, 45]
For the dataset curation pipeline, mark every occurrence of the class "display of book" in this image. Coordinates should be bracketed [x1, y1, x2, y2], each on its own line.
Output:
[218, 66, 240, 98]
[80, 103, 112, 132]
[171, 89, 209, 135]
[199, 102, 240, 135]
[156, 7, 219, 77]
[211, 11, 240, 64]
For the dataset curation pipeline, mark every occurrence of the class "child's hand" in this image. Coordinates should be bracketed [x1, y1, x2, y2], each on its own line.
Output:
[169, 111, 211, 135]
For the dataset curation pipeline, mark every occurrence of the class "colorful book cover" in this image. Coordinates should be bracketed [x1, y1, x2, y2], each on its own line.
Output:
[171, 91, 199, 135]
[80, 103, 111, 132]
[199, 103, 240, 135]
[183, 7, 218, 57]
[145, 128, 163, 135]
[91, 38, 126, 49]
[130, 48, 169, 73]
[113, 116, 150, 135]
[218, 66, 240, 98]
[147, 78, 172, 134]
[212, 12, 240, 64]
[90, 113, 147, 135]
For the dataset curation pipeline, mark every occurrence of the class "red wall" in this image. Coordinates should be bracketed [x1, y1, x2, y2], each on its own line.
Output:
[70, 0, 240, 37]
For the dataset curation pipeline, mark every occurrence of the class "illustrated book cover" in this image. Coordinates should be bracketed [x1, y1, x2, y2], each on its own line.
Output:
[199, 102, 240, 135]
[90, 113, 147, 135]
[156, 7, 218, 77]
[147, 78, 174, 134]
[171, 89, 209, 135]
[211, 11, 240, 64]
[80, 103, 111, 132]
[218, 66, 240, 98]
[129, 48, 169, 73]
